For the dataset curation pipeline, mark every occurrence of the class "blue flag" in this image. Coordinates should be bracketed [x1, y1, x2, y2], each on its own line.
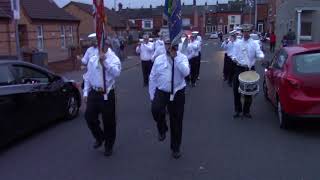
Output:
[164, 0, 182, 45]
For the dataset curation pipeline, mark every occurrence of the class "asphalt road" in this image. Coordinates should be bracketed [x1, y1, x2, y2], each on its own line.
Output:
[1, 39, 320, 180]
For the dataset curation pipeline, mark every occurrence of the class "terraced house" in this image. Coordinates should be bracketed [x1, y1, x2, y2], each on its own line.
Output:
[0, 0, 80, 63]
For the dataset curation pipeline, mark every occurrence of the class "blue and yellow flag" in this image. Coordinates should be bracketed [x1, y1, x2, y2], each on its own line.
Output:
[164, 0, 182, 45]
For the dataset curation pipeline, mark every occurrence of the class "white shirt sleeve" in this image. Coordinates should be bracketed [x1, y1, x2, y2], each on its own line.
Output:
[81, 48, 91, 65]
[136, 45, 141, 54]
[175, 53, 190, 77]
[83, 58, 93, 97]
[149, 58, 160, 100]
[105, 55, 121, 78]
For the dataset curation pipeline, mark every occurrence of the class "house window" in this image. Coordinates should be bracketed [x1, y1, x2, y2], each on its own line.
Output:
[68, 26, 74, 46]
[143, 20, 152, 29]
[301, 22, 312, 37]
[206, 26, 212, 33]
[37, 25, 44, 50]
[60, 26, 66, 48]
[182, 18, 191, 26]
[231, 16, 235, 24]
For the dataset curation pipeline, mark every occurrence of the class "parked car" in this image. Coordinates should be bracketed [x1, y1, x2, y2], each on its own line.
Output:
[209, 32, 219, 39]
[250, 33, 263, 51]
[262, 43, 320, 129]
[0, 60, 81, 147]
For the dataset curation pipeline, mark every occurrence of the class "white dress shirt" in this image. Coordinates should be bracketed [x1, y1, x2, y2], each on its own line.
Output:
[154, 39, 164, 51]
[232, 38, 265, 69]
[221, 39, 237, 57]
[149, 52, 190, 100]
[83, 48, 121, 98]
[178, 38, 189, 56]
[187, 40, 200, 59]
[81, 46, 99, 65]
[197, 36, 202, 51]
[136, 42, 154, 61]
[152, 45, 166, 62]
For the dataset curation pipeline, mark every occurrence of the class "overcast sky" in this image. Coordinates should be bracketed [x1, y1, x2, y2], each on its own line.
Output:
[54, 0, 229, 8]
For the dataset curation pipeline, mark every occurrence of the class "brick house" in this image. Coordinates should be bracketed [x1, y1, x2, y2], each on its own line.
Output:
[0, 0, 80, 63]
[276, 0, 320, 45]
[63, 1, 135, 39]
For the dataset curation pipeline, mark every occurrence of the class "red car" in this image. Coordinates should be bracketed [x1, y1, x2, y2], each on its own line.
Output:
[263, 43, 320, 129]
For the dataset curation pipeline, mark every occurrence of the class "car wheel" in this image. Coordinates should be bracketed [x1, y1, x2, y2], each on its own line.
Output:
[277, 99, 289, 129]
[263, 79, 268, 100]
[65, 93, 79, 120]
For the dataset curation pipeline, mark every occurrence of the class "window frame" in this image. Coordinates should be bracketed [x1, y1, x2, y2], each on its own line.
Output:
[10, 65, 51, 85]
[37, 25, 44, 50]
[60, 26, 66, 48]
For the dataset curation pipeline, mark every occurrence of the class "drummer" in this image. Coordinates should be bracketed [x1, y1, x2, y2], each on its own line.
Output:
[231, 24, 265, 119]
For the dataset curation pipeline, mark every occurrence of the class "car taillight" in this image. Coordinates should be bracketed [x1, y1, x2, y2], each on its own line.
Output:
[285, 77, 300, 89]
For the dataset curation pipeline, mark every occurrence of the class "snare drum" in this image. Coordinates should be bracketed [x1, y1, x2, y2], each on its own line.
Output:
[238, 71, 260, 96]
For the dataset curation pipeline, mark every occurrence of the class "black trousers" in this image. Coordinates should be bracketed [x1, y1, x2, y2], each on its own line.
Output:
[270, 42, 275, 53]
[190, 57, 199, 84]
[223, 53, 234, 83]
[85, 90, 116, 148]
[232, 65, 253, 114]
[141, 61, 153, 86]
[196, 52, 201, 78]
[151, 88, 185, 152]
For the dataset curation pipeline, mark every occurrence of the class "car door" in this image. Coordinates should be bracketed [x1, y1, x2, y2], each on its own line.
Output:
[265, 51, 279, 103]
[0, 64, 21, 147]
[267, 50, 288, 104]
[10, 64, 53, 128]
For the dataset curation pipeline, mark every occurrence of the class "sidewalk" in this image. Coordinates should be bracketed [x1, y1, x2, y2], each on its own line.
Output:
[60, 55, 141, 82]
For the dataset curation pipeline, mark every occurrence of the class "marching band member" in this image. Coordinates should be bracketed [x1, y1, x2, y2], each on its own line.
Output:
[154, 33, 165, 51]
[196, 33, 202, 80]
[83, 40, 121, 157]
[152, 37, 167, 62]
[149, 39, 190, 159]
[221, 31, 238, 87]
[136, 35, 154, 87]
[188, 35, 200, 87]
[231, 24, 265, 119]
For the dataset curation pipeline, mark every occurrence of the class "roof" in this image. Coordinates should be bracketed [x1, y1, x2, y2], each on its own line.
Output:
[284, 43, 320, 56]
[65, 2, 129, 28]
[21, 0, 79, 22]
[0, 0, 12, 18]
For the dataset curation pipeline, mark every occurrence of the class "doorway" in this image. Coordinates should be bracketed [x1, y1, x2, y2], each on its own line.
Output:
[18, 24, 28, 48]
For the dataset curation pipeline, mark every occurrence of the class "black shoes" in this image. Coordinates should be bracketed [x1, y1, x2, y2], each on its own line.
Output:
[93, 140, 103, 149]
[158, 132, 166, 142]
[172, 151, 181, 159]
[104, 147, 113, 157]
[243, 113, 252, 119]
[233, 112, 241, 118]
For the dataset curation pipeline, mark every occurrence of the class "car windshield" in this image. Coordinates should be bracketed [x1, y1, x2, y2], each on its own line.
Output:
[250, 34, 259, 40]
[293, 52, 320, 74]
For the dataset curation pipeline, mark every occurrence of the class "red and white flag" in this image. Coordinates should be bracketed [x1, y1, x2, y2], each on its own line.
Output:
[92, 0, 106, 51]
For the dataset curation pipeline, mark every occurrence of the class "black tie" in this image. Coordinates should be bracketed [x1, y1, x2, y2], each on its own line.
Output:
[171, 57, 174, 95]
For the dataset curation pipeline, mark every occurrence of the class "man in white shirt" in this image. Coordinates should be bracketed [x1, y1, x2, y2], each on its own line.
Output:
[136, 35, 154, 86]
[196, 34, 202, 80]
[149, 39, 190, 159]
[231, 24, 265, 119]
[221, 31, 238, 86]
[152, 37, 167, 62]
[188, 35, 200, 87]
[154, 34, 165, 51]
[83, 41, 121, 157]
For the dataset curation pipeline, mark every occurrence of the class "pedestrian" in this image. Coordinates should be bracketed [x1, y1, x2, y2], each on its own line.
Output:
[269, 32, 276, 53]
[80, 37, 99, 89]
[196, 33, 202, 80]
[219, 31, 223, 42]
[149, 39, 190, 159]
[221, 31, 238, 87]
[136, 34, 154, 87]
[83, 40, 121, 157]
[188, 35, 200, 87]
[111, 35, 121, 59]
[282, 35, 288, 47]
[231, 24, 265, 119]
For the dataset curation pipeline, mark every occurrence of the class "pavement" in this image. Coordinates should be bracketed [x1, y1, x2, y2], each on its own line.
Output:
[1, 40, 320, 180]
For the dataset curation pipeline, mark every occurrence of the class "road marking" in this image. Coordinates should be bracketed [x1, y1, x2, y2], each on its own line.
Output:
[201, 60, 209, 63]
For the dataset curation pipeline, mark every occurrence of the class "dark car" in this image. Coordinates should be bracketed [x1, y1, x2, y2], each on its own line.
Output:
[263, 43, 320, 129]
[0, 60, 81, 147]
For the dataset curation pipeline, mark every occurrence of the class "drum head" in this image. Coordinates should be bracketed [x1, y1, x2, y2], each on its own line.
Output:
[239, 71, 260, 83]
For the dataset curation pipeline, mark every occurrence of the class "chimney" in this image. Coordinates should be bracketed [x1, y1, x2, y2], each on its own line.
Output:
[118, 3, 123, 11]
[150, 4, 152, 9]
[193, 0, 196, 6]
[205, 2, 207, 6]
[183, 2, 185, 6]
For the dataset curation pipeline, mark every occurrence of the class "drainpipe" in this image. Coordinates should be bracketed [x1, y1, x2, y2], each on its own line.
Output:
[297, 9, 302, 45]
